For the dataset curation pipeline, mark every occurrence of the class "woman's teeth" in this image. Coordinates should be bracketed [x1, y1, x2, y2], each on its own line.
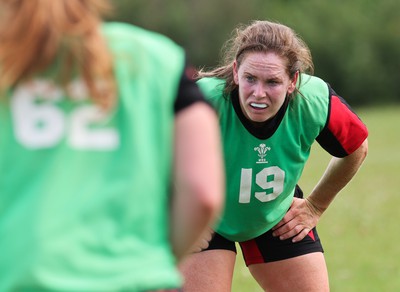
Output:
[250, 103, 267, 109]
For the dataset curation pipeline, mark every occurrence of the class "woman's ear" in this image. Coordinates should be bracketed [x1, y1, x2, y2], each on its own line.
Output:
[287, 71, 299, 94]
[233, 61, 239, 85]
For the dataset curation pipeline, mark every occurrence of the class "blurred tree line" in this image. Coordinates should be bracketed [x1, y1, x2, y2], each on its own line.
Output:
[111, 0, 400, 106]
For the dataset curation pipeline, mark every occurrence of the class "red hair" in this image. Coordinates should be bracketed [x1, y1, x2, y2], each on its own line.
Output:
[0, 0, 116, 108]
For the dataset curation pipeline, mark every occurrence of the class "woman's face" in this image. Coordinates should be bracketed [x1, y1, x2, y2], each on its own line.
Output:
[233, 51, 298, 123]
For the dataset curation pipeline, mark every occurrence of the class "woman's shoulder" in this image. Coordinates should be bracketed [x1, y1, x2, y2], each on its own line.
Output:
[101, 22, 185, 80]
[101, 22, 183, 60]
[196, 78, 226, 99]
[297, 74, 329, 95]
[197, 77, 225, 89]
[290, 74, 331, 124]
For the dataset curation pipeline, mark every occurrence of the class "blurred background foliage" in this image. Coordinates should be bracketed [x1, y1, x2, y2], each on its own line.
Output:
[111, 0, 400, 106]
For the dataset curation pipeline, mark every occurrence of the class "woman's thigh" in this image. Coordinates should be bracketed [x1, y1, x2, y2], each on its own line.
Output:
[179, 249, 236, 292]
[249, 252, 329, 292]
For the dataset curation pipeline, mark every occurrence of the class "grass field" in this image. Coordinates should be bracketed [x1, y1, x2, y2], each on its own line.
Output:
[231, 104, 400, 291]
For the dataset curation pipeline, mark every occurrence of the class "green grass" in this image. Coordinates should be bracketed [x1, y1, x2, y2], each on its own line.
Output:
[232, 105, 400, 292]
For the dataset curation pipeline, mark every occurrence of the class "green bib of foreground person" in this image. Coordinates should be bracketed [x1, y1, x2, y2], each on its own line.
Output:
[0, 23, 184, 291]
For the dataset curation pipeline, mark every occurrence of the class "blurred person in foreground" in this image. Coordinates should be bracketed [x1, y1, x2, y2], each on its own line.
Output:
[0, 0, 224, 291]
[180, 20, 368, 292]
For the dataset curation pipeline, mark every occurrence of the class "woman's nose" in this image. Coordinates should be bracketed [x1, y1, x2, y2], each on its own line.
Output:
[253, 83, 266, 98]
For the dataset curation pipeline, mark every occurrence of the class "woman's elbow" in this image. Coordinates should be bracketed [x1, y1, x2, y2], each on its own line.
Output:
[358, 138, 369, 160]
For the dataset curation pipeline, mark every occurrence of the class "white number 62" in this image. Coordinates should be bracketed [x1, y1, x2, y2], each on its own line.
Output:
[11, 80, 119, 150]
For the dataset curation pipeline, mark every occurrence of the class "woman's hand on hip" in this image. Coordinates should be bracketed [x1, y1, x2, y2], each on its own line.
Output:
[271, 197, 323, 243]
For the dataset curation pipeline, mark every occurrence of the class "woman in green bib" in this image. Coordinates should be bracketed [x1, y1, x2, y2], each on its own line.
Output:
[180, 20, 368, 291]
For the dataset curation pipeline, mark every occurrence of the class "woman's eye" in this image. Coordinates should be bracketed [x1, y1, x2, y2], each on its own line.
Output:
[246, 76, 255, 83]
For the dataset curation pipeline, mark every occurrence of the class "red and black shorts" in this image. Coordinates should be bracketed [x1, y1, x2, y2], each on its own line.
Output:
[203, 186, 324, 266]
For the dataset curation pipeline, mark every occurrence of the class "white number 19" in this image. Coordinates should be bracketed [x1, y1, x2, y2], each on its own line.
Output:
[239, 166, 285, 203]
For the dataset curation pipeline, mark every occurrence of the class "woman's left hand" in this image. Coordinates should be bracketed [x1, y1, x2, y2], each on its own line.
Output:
[271, 197, 323, 243]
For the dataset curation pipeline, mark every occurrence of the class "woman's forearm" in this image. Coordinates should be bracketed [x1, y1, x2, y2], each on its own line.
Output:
[307, 139, 368, 213]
